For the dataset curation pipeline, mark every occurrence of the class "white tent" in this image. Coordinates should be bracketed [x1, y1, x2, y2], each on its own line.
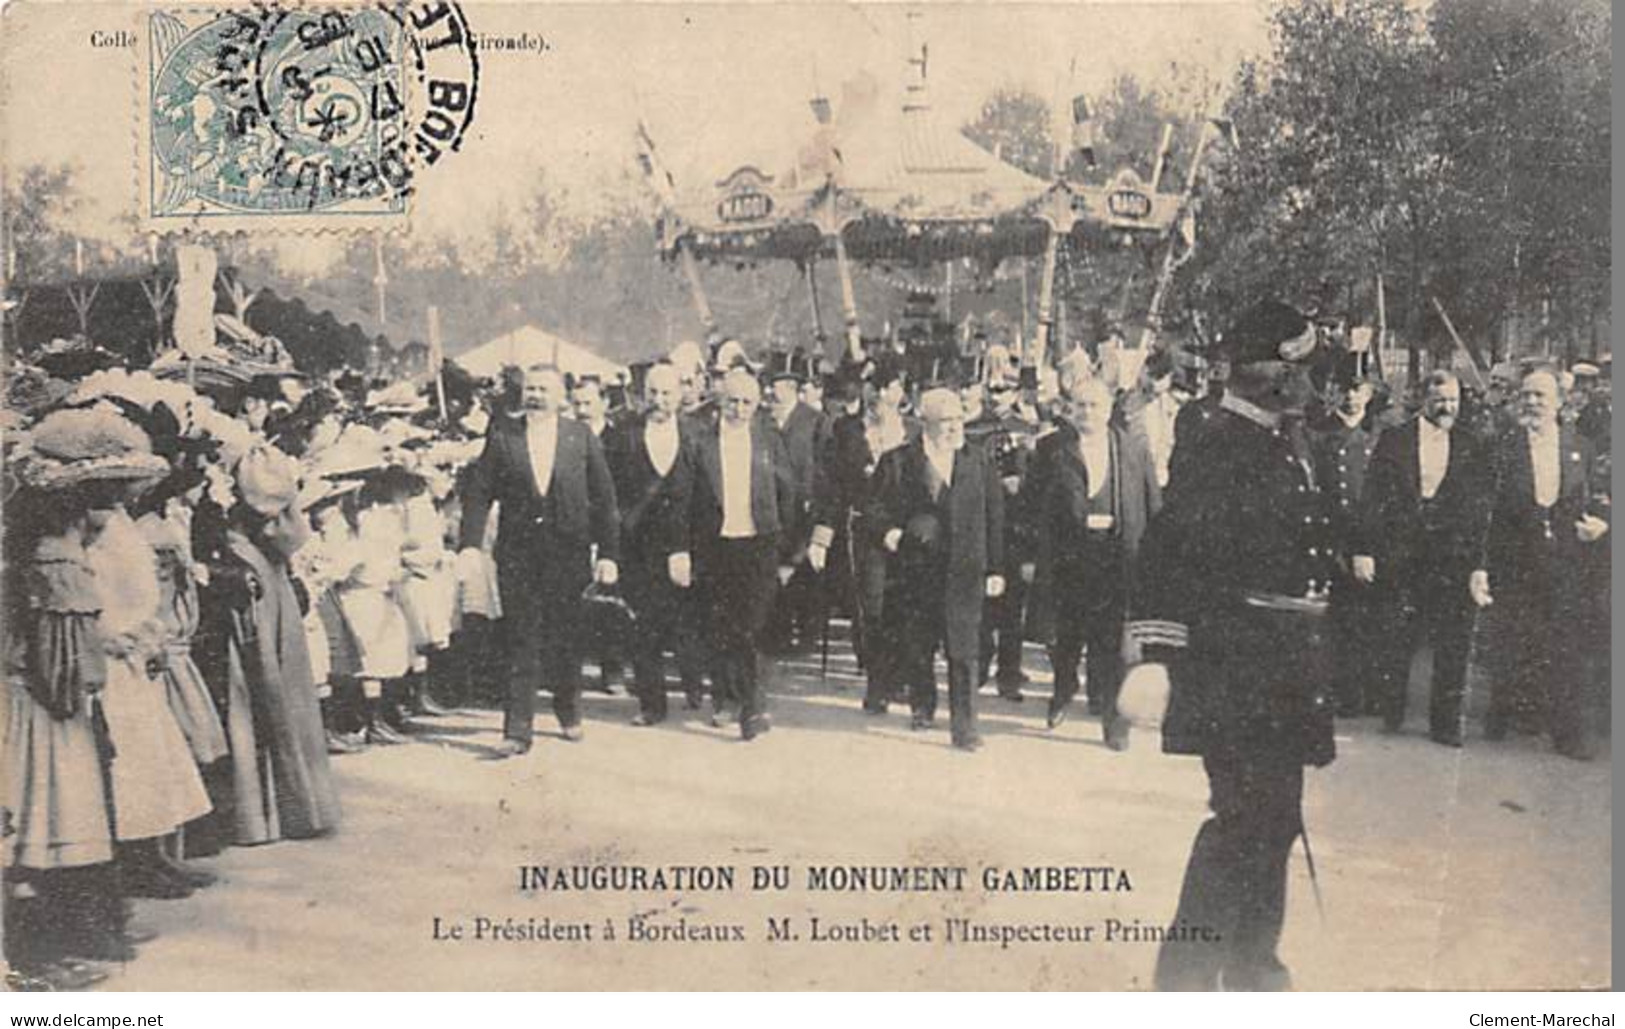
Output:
[454, 325, 626, 381]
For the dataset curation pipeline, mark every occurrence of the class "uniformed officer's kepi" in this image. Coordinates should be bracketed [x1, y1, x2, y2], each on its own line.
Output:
[1222, 301, 1317, 365]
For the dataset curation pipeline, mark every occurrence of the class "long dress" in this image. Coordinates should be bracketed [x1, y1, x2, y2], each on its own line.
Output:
[136, 509, 230, 766]
[336, 505, 413, 681]
[219, 527, 341, 845]
[397, 494, 455, 656]
[88, 511, 213, 842]
[3, 535, 114, 870]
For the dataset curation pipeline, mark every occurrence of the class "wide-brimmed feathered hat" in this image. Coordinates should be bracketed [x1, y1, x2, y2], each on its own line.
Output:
[11, 404, 171, 491]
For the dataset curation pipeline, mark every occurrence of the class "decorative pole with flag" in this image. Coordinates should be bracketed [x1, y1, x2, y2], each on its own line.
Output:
[636, 119, 719, 344]
[428, 305, 448, 422]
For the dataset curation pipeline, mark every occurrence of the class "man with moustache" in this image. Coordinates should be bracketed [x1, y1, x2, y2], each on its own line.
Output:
[688, 369, 797, 740]
[1021, 374, 1161, 748]
[1128, 301, 1339, 991]
[761, 352, 821, 654]
[864, 388, 1006, 751]
[1353, 370, 1490, 746]
[573, 373, 626, 695]
[457, 365, 621, 757]
[602, 363, 696, 726]
[1474, 366, 1608, 759]
[968, 375, 1040, 702]
[806, 361, 918, 714]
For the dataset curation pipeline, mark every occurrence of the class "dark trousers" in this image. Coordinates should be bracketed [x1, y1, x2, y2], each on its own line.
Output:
[676, 581, 710, 697]
[1490, 543, 1589, 752]
[979, 572, 1028, 687]
[1375, 561, 1474, 737]
[1047, 541, 1126, 720]
[496, 545, 589, 742]
[1156, 750, 1305, 991]
[857, 542, 902, 710]
[1327, 568, 1384, 716]
[898, 595, 980, 744]
[700, 535, 778, 726]
[625, 551, 685, 720]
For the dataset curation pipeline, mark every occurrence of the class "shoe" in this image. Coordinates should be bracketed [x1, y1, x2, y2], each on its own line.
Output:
[327, 729, 365, 755]
[415, 694, 452, 717]
[366, 720, 409, 746]
[910, 713, 935, 731]
[485, 738, 531, 759]
[35, 958, 110, 991]
[630, 712, 664, 727]
[741, 715, 773, 741]
[1046, 707, 1068, 731]
[120, 866, 193, 901]
[862, 702, 889, 716]
[560, 725, 585, 743]
[120, 920, 159, 946]
[61, 932, 138, 964]
[997, 687, 1025, 703]
[156, 848, 218, 889]
[710, 706, 738, 728]
[1104, 718, 1131, 752]
[952, 736, 984, 752]
[1429, 728, 1464, 748]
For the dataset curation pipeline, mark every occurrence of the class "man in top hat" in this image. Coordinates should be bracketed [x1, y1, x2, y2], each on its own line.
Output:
[966, 370, 1040, 701]
[761, 351, 822, 654]
[1310, 369, 1383, 718]
[1022, 373, 1160, 746]
[864, 387, 1005, 750]
[686, 368, 797, 739]
[1128, 300, 1339, 990]
[1353, 369, 1490, 745]
[602, 363, 698, 726]
[1474, 365, 1607, 759]
[806, 358, 919, 713]
[457, 364, 621, 756]
[571, 373, 626, 695]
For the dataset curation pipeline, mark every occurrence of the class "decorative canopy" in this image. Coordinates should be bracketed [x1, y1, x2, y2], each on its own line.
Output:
[654, 79, 1184, 266]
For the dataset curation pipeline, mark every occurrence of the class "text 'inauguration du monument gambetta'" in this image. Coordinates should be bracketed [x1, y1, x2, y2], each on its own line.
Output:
[428, 863, 1219, 949]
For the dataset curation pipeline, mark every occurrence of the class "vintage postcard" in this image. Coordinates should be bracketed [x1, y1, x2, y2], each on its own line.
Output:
[0, 0, 1611, 993]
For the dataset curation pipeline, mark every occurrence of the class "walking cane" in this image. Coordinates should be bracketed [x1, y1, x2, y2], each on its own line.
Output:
[1298, 820, 1326, 926]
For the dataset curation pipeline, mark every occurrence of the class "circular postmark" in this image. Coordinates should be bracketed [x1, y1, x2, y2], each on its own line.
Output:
[147, 2, 478, 217]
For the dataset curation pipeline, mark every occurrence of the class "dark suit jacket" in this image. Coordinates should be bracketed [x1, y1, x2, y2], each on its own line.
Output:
[1357, 417, 1489, 578]
[864, 439, 1004, 664]
[603, 415, 694, 563]
[457, 414, 621, 565]
[810, 411, 922, 535]
[688, 416, 797, 558]
[1021, 422, 1160, 566]
[1483, 423, 1599, 584]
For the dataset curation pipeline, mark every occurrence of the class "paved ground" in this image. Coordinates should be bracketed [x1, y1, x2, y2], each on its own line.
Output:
[102, 632, 1610, 991]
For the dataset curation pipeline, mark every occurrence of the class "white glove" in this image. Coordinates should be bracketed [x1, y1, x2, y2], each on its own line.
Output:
[1469, 569, 1493, 608]
[1351, 555, 1376, 584]
[668, 551, 692, 589]
[1118, 663, 1171, 728]
[807, 542, 828, 573]
[595, 559, 619, 587]
[985, 575, 1006, 599]
[883, 528, 903, 554]
[777, 565, 795, 587]
[1002, 475, 1022, 496]
[1020, 562, 1036, 584]
[1576, 515, 1609, 543]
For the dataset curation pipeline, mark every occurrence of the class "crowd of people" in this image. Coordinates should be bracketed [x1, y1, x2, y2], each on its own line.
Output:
[0, 300, 1610, 991]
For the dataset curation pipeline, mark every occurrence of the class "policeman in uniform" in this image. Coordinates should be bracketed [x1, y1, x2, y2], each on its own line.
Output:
[1310, 369, 1382, 717]
[1126, 301, 1337, 991]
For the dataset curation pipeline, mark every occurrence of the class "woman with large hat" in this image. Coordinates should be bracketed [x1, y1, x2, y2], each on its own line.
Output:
[203, 445, 342, 845]
[3, 405, 196, 985]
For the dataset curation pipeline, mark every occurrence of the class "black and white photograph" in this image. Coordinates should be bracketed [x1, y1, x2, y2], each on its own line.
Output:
[0, 0, 1612, 997]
